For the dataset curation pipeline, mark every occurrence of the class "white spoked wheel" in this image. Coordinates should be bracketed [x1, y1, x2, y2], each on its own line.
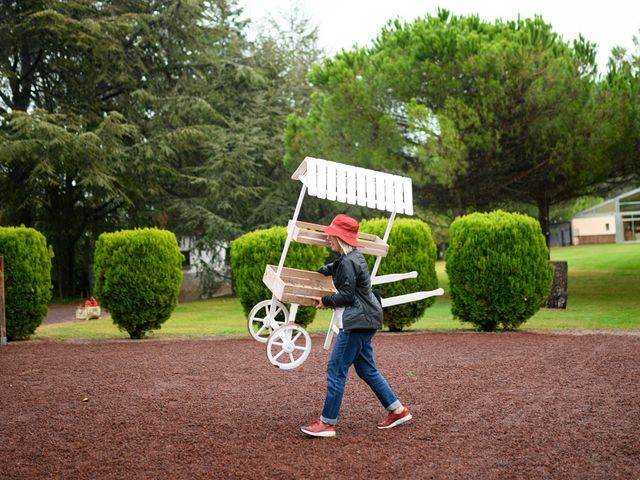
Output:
[266, 324, 311, 370]
[248, 300, 289, 343]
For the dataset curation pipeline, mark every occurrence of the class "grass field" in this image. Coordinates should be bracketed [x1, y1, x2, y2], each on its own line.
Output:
[33, 243, 640, 341]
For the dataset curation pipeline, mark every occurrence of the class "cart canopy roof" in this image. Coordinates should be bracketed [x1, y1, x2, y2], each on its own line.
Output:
[291, 157, 413, 215]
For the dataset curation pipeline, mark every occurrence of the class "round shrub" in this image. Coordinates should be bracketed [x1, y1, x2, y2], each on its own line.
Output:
[0, 227, 53, 340]
[360, 218, 438, 331]
[230, 226, 327, 328]
[94, 228, 183, 339]
[445, 210, 553, 331]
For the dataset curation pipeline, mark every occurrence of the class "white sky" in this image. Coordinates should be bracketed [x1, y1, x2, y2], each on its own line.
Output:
[240, 0, 640, 72]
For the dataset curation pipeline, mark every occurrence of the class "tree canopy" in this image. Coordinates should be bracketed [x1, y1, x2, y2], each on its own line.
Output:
[284, 10, 631, 242]
[0, 0, 322, 296]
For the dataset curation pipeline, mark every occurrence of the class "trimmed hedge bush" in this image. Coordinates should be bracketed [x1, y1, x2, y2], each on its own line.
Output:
[230, 226, 327, 327]
[0, 227, 53, 340]
[94, 228, 183, 339]
[361, 218, 438, 331]
[445, 210, 553, 331]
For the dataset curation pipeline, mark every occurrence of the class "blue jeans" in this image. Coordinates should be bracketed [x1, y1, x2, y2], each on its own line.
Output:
[320, 329, 401, 425]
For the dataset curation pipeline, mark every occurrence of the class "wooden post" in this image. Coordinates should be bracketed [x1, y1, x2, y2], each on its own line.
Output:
[0, 256, 6, 345]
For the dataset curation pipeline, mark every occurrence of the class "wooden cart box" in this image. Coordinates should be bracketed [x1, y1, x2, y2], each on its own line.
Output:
[263, 265, 336, 307]
[291, 221, 389, 257]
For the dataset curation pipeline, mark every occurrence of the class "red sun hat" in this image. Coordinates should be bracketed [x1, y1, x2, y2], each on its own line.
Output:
[323, 214, 359, 247]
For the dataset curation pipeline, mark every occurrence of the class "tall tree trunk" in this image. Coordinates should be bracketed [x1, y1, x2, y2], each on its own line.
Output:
[537, 195, 551, 250]
[53, 238, 78, 298]
[538, 195, 568, 308]
[453, 188, 465, 218]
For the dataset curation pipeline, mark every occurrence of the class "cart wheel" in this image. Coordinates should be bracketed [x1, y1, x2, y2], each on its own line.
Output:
[248, 300, 289, 343]
[266, 324, 311, 370]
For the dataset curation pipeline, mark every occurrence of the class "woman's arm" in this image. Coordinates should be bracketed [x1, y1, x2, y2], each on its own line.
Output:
[320, 258, 356, 308]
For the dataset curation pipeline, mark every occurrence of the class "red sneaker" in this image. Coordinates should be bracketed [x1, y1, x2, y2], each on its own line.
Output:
[377, 407, 412, 429]
[301, 419, 336, 437]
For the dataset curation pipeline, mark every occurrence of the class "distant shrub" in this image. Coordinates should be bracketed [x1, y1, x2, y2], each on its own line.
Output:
[0, 227, 53, 340]
[94, 228, 183, 339]
[445, 210, 553, 331]
[361, 218, 438, 331]
[230, 226, 327, 327]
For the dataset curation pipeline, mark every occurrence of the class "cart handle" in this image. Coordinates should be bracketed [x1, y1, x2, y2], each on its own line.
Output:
[371, 271, 418, 285]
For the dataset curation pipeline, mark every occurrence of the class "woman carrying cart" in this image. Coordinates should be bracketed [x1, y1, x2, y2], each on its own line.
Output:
[301, 214, 412, 438]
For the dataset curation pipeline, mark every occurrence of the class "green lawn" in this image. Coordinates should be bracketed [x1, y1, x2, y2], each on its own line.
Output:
[33, 243, 640, 341]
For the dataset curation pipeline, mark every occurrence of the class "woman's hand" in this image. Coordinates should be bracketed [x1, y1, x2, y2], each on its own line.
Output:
[315, 298, 327, 309]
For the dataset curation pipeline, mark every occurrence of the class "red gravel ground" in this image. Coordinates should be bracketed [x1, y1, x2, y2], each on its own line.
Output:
[1, 331, 638, 479]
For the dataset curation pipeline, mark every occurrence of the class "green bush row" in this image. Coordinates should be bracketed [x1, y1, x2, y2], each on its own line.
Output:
[0, 210, 555, 340]
[232, 212, 552, 333]
[0, 227, 53, 340]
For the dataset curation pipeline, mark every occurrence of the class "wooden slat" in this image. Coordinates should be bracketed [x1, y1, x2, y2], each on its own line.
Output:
[294, 221, 380, 241]
[307, 158, 317, 196]
[393, 176, 405, 214]
[366, 173, 376, 209]
[371, 271, 418, 285]
[402, 176, 413, 215]
[356, 168, 367, 206]
[375, 171, 386, 211]
[263, 265, 336, 306]
[316, 158, 327, 199]
[346, 167, 357, 205]
[326, 161, 337, 201]
[278, 293, 321, 307]
[292, 221, 389, 257]
[336, 163, 347, 203]
[262, 265, 285, 299]
[380, 288, 444, 308]
[385, 173, 395, 213]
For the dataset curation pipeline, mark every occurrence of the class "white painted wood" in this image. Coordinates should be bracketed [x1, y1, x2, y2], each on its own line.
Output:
[323, 311, 340, 350]
[326, 161, 337, 201]
[356, 168, 368, 206]
[247, 299, 289, 343]
[375, 172, 386, 211]
[385, 175, 395, 213]
[393, 176, 404, 213]
[371, 271, 418, 285]
[288, 303, 299, 324]
[266, 324, 311, 370]
[290, 158, 309, 181]
[307, 159, 317, 197]
[276, 183, 307, 275]
[291, 157, 414, 215]
[336, 163, 347, 203]
[316, 158, 327, 199]
[366, 173, 377, 209]
[346, 167, 357, 205]
[402, 176, 413, 215]
[370, 211, 396, 279]
[380, 288, 444, 308]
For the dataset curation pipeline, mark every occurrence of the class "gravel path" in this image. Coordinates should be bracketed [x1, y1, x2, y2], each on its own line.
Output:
[1, 331, 638, 479]
[42, 304, 78, 325]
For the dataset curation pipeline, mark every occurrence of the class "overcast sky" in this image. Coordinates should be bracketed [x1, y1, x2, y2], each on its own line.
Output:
[240, 0, 639, 72]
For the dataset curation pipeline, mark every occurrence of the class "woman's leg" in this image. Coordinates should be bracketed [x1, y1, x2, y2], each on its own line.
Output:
[320, 330, 362, 425]
[353, 331, 402, 411]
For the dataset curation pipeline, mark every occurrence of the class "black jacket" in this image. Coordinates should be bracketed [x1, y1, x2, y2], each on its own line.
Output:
[319, 249, 383, 330]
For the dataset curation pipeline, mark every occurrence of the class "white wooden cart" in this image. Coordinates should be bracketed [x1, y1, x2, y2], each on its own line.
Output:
[248, 157, 444, 369]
